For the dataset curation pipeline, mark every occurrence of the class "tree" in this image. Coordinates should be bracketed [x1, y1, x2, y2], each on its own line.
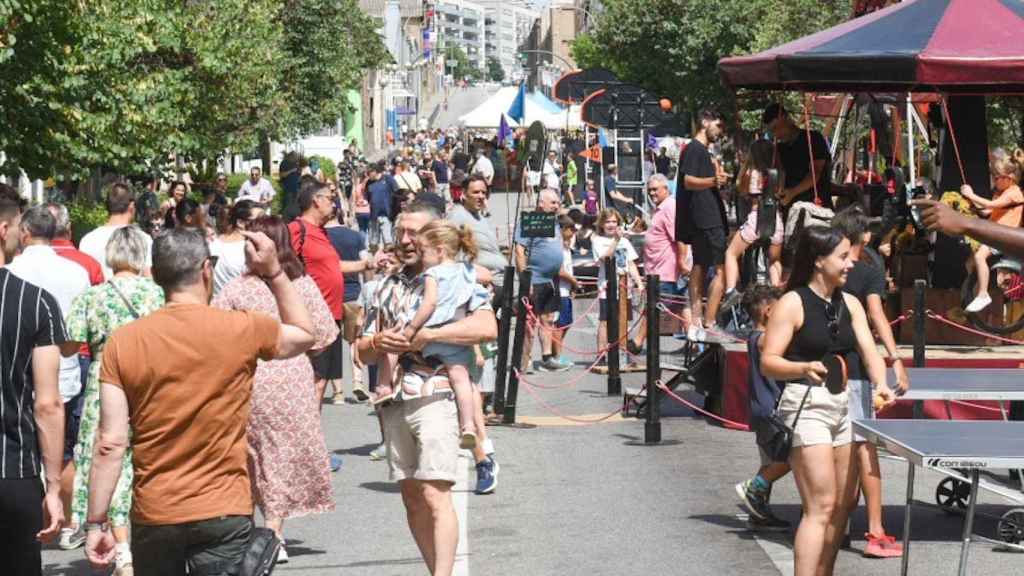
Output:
[443, 42, 482, 83]
[486, 56, 505, 83]
[571, 0, 853, 123]
[0, 0, 386, 180]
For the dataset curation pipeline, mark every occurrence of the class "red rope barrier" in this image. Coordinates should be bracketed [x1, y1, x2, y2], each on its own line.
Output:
[924, 310, 1024, 345]
[526, 296, 647, 355]
[656, 381, 750, 431]
[951, 400, 1006, 414]
[518, 377, 629, 424]
[512, 352, 608, 390]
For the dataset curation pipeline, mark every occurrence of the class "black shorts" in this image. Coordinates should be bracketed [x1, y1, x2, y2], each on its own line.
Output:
[0, 477, 42, 575]
[692, 226, 726, 268]
[530, 281, 561, 315]
[311, 321, 345, 380]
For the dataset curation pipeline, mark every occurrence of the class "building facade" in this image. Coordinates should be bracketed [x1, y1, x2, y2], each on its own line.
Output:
[479, 1, 539, 83]
[436, 0, 487, 75]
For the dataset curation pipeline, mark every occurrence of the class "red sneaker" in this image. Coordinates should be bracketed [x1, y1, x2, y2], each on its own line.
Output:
[864, 533, 904, 558]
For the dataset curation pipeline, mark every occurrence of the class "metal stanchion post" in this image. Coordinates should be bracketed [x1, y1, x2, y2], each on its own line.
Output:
[504, 270, 532, 424]
[644, 275, 661, 444]
[605, 257, 621, 396]
[913, 279, 927, 418]
[492, 265, 516, 416]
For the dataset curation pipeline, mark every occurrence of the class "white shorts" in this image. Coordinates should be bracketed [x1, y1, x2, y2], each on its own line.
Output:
[777, 384, 852, 449]
[739, 209, 784, 246]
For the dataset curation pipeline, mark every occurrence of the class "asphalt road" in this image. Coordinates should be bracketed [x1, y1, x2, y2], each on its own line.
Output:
[41, 192, 1024, 575]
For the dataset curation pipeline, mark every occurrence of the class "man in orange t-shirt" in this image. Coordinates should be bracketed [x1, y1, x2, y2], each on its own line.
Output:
[82, 228, 316, 574]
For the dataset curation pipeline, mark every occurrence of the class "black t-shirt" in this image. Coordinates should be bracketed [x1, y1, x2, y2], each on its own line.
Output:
[451, 152, 470, 172]
[844, 247, 886, 307]
[778, 130, 832, 209]
[675, 139, 726, 243]
[655, 155, 671, 176]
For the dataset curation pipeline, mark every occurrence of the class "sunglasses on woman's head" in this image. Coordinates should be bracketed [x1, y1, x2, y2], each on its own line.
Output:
[823, 301, 839, 339]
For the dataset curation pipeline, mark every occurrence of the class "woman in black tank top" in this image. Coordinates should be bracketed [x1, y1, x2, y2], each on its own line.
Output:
[760, 226, 895, 576]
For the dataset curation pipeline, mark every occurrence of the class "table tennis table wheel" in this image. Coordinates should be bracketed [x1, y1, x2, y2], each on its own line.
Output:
[935, 477, 971, 513]
[997, 509, 1024, 545]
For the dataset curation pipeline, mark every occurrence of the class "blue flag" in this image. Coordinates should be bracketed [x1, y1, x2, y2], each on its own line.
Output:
[507, 83, 526, 124]
[598, 128, 609, 147]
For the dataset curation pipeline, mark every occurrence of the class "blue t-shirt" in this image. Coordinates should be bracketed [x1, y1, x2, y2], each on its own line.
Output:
[431, 160, 449, 184]
[514, 222, 563, 285]
[747, 330, 782, 422]
[326, 226, 367, 302]
[368, 177, 392, 219]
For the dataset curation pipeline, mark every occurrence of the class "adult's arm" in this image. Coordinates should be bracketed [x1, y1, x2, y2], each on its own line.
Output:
[32, 345, 64, 540]
[242, 231, 315, 358]
[676, 242, 691, 277]
[515, 243, 527, 272]
[782, 159, 828, 204]
[865, 294, 910, 393]
[846, 294, 895, 402]
[85, 382, 130, 524]
[915, 198, 1024, 258]
[609, 190, 635, 205]
[683, 175, 717, 191]
[760, 292, 827, 383]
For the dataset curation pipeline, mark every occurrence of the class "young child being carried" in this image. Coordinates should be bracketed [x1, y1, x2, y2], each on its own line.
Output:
[721, 139, 785, 311]
[402, 221, 489, 449]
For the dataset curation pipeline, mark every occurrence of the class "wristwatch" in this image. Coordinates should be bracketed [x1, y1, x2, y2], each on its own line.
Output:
[84, 521, 110, 533]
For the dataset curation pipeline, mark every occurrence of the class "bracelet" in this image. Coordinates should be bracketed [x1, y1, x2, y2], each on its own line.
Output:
[262, 268, 284, 282]
[84, 521, 110, 533]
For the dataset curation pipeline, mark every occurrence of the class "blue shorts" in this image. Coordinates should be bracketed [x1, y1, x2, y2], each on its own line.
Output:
[557, 296, 573, 328]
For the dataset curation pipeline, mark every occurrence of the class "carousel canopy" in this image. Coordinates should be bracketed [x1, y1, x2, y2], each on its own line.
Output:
[718, 0, 1024, 94]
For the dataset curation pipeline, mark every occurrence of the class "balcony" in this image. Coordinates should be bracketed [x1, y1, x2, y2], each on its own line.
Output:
[358, 0, 423, 18]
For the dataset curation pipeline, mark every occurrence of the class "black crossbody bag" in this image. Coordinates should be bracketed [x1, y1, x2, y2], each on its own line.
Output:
[755, 290, 844, 462]
[236, 528, 281, 575]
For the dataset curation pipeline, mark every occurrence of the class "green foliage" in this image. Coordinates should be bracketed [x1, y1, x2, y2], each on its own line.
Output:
[444, 42, 482, 82]
[486, 56, 505, 83]
[987, 98, 1024, 152]
[66, 196, 109, 245]
[309, 155, 337, 181]
[0, 0, 387, 181]
[571, 0, 853, 124]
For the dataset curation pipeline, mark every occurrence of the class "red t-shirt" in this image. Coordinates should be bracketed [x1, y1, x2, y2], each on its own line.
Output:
[288, 219, 344, 320]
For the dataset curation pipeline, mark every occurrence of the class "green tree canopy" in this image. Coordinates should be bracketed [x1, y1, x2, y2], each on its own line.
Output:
[0, 0, 387, 180]
[571, 0, 853, 124]
[486, 56, 505, 83]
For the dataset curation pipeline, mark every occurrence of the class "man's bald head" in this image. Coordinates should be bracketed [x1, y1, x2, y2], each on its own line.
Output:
[538, 189, 560, 212]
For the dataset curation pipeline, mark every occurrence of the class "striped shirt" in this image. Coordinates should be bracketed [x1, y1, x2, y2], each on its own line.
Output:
[0, 268, 67, 479]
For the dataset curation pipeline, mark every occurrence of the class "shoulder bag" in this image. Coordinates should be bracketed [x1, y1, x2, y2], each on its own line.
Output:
[236, 527, 281, 575]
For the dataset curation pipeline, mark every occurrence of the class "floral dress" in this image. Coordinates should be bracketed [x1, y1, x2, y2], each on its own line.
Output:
[68, 276, 165, 526]
[213, 274, 339, 519]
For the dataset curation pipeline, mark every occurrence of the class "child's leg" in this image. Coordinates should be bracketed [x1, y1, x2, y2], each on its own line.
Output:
[768, 244, 783, 287]
[724, 233, 751, 293]
[974, 245, 991, 298]
[447, 364, 477, 448]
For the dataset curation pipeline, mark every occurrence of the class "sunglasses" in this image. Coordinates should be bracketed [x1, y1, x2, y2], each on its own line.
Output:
[823, 301, 840, 340]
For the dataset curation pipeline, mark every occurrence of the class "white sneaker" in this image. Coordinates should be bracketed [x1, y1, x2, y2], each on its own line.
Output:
[965, 292, 992, 313]
[59, 526, 86, 550]
[686, 322, 702, 341]
[114, 544, 134, 576]
[277, 541, 289, 564]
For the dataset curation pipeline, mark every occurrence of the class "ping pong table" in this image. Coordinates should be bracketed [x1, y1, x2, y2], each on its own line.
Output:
[854, 420, 1024, 576]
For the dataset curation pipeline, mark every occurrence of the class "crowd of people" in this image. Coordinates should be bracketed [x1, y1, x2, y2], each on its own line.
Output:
[4, 98, 1024, 576]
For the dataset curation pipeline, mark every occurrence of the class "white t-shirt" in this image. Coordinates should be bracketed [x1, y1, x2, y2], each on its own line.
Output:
[79, 224, 153, 280]
[7, 245, 91, 401]
[543, 160, 560, 190]
[472, 155, 494, 184]
[559, 247, 574, 298]
[591, 234, 638, 298]
[237, 178, 276, 204]
[210, 237, 247, 295]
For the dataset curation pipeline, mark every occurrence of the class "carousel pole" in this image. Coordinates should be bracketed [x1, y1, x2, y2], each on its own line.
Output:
[906, 94, 916, 184]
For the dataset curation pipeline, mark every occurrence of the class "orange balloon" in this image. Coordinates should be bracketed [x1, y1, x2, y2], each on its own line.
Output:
[659, 98, 672, 112]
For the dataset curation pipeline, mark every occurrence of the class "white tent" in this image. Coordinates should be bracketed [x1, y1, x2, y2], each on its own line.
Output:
[458, 87, 577, 130]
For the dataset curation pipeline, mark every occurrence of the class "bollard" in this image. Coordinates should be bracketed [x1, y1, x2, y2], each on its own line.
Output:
[492, 265, 516, 416]
[605, 257, 622, 396]
[645, 275, 661, 444]
[912, 279, 926, 418]
[504, 270, 532, 424]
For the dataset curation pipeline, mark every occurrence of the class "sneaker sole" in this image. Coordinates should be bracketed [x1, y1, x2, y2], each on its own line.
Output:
[735, 482, 768, 521]
[475, 477, 497, 495]
[59, 540, 86, 551]
[863, 549, 903, 559]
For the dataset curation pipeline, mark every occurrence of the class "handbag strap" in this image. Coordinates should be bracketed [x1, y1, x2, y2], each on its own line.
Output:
[788, 384, 813, 429]
[108, 280, 141, 319]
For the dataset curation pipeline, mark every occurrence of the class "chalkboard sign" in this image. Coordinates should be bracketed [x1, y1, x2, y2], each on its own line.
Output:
[519, 211, 557, 238]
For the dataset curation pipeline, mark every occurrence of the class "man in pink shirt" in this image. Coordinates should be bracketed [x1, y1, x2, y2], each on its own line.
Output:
[631, 174, 691, 352]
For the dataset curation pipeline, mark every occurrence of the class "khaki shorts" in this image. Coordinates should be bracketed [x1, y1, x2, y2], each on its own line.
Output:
[777, 384, 852, 449]
[381, 393, 459, 484]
